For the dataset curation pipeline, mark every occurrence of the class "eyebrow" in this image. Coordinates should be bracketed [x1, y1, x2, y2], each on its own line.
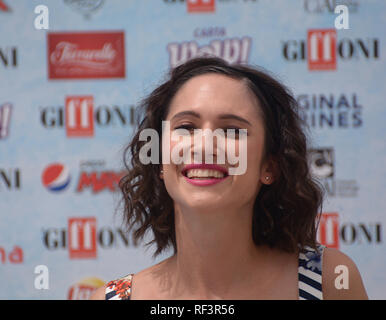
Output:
[171, 110, 252, 126]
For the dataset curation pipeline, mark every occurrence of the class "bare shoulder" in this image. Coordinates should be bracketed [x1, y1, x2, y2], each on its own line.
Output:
[90, 285, 107, 300]
[89, 258, 173, 300]
[322, 247, 368, 300]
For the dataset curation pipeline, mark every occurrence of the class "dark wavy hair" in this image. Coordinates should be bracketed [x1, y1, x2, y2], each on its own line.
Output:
[119, 57, 323, 257]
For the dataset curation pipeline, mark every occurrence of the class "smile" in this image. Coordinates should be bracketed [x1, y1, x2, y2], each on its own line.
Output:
[181, 164, 229, 186]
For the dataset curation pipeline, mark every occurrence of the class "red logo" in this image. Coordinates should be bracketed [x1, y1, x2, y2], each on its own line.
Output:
[0, 1, 9, 12]
[47, 31, 125, 79]
[317, 213, 340, 249]
[68, 217, 97, 259]
[307, 29, 337, 70]
[77, 170, 125, 193]
[187, 0, 215, 13]
[65, 96, 94, 137]
[68, 277, 105, 300]
[0, 245, 23, 264]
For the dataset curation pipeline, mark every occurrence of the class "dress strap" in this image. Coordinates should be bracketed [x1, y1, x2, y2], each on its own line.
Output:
[298, 244, 325, 300]
[105, 274, 134, 300]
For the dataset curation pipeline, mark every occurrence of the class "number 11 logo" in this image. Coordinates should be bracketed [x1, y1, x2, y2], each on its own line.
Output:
[307, 29, 337, 71]
[65, 96, 94, 137]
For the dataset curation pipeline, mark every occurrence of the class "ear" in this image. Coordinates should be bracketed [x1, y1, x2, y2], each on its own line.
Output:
[159, 167, 164, 180]
[259, 156, 277, 185]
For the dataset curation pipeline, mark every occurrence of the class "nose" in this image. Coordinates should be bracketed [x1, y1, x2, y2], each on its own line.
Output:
[189, 126, 226, 165]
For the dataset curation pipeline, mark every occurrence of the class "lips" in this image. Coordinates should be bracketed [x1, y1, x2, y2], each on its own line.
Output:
[181, 163, 229, 186]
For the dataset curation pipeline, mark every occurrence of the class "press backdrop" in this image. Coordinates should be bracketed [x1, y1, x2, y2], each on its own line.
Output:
[0, 0, 385, 299]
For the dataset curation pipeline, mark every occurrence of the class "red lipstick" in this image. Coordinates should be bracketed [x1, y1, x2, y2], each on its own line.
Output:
[181, 164, 229, 187]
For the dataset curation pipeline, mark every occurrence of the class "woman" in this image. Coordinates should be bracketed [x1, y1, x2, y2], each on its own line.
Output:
[91, 57, 368, 300]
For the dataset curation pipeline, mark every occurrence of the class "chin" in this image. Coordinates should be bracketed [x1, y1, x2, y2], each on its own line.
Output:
[180, 193, 229, 213]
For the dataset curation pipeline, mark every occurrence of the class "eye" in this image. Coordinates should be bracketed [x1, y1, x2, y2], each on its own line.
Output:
[173, 124, 196, 135]
[226, 127, 241, 133]
[224, 127, 247, 138]
[174, 124, 195, 131]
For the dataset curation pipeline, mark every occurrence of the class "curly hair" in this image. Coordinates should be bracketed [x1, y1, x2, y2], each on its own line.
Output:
[119, 57, 323, 257]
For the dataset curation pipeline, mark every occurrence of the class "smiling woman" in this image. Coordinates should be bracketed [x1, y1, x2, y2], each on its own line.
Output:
[91, 57, 368, 300]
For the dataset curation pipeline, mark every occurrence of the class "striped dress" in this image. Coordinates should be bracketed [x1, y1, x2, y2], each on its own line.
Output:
[105, 244, 325, 300]
[298, 244, 325, 300]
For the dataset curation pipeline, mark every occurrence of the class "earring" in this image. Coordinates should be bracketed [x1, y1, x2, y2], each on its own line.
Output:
[265, 176, 269, 180]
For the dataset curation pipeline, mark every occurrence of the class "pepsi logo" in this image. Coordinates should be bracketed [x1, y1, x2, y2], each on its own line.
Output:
[42, 163, 71, 192]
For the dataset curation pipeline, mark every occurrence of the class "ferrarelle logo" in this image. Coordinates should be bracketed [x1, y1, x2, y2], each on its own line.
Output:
[47, 31, 125, 79]
[50, 42, 117, 69]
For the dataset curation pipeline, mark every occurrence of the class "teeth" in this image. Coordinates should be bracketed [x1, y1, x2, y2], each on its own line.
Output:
[185, 169, 225, 179]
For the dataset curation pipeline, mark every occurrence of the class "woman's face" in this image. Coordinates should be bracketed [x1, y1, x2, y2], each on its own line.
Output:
[161, 73, 273, 215]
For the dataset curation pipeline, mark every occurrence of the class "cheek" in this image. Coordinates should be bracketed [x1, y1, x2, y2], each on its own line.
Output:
[161, 139, 185, 199]
[231, 162, 262, 206]
[246, 144, 262, 175]
[240, 134, 264, 176]
[162, 133, 190, 164]
[162, 164, 181, 202]
[231, 138, 264, 194]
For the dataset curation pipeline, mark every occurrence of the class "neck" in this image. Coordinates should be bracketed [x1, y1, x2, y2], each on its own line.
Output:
[167, 202, 266, 299]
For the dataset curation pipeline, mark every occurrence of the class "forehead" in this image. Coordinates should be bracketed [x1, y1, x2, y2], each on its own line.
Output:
[167, 73, 261, 119]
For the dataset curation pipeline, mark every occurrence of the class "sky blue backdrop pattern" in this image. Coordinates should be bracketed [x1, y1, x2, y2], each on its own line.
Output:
[0, 0, 385, 299]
